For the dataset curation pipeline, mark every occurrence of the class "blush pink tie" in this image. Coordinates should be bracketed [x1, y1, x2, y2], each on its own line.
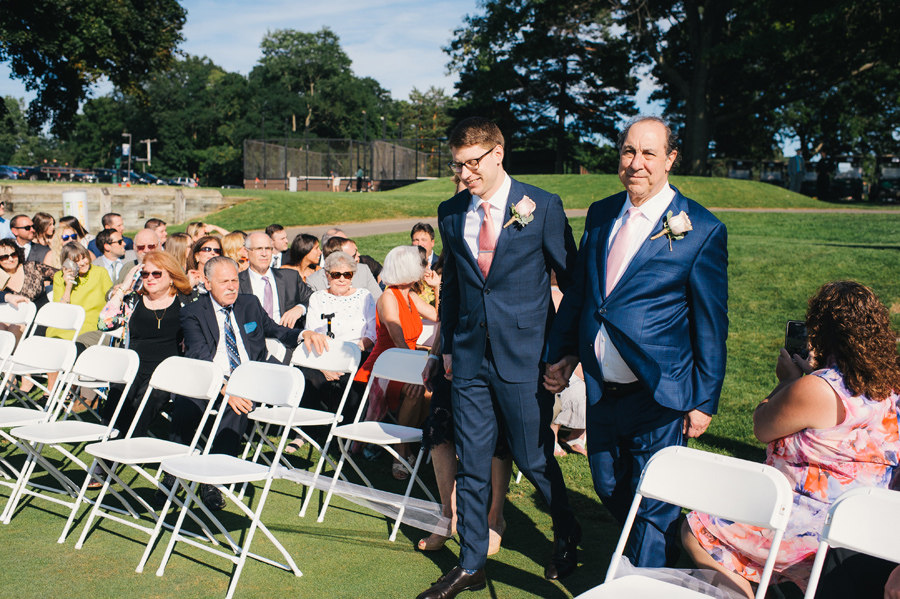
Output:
[477, 201, 496, 278]
[605, 206, 642, 295]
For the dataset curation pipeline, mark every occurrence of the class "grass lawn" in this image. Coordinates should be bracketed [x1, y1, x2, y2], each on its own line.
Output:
[2, 207, 898, 597]
[207, 175, 899, 233]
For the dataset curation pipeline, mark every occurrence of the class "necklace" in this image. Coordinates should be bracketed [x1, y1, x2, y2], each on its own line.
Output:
[152, 305, 167, 329]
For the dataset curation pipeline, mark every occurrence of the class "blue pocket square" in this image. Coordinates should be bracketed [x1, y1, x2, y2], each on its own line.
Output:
[243, 321, 258, 334]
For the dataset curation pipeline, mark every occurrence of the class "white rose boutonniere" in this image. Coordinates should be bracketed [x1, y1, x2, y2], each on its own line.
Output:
[650, 210, 693, 251]
[503, 196, 536, 229]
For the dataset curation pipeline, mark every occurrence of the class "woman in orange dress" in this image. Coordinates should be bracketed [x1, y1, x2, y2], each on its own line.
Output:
[353, 245, 438, 479]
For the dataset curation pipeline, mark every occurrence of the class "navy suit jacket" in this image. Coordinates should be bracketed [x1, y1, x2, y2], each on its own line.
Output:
[237, 267, 312, 328]
[545, 186, 728, 414]
[438, 177, 577, 382]
[180, 293, 302, 364]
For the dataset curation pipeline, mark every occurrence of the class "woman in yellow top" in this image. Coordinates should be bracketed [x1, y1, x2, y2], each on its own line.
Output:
[48, 242, 112, 348]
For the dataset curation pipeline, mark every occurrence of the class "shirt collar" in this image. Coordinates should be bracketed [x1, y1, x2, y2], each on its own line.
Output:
[469, 173, 512, 212]
[622, 183, 675, 224]
[248, 267, 273, 284]
[210, 296, 231, 313]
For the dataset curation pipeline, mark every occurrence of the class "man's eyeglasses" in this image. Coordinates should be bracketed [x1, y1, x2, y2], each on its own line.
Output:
[198, 246, 221, 254]
[248, 246, 273, 253]
[447, 146, 497, 174]
[136, 244, 158, 251]
[0, 253, 17, 261]
[111, 238, 125, 245]
[328, 271, 354, 280]
[139, 270, 164, 279]
[61, 233, 78, 241]
[12, 224, 33, 231]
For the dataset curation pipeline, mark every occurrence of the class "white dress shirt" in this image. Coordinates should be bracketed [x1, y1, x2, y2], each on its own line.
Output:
[97, 255, 124, 283]
[596, 183, 676, 383]
[464, 174, 512, 260]
[210, 296, 250, 376]
[247, 267, 282, 321]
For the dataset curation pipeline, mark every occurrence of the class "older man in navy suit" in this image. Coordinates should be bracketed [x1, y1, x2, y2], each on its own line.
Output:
[545, 116, 728, 568]
[417, 118, 580, 599]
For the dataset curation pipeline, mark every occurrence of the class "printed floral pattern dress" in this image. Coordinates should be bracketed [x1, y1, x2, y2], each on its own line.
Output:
[686, 368, 900, 590]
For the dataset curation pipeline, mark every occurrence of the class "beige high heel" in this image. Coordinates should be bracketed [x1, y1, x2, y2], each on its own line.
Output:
[488, 518, 507, 555]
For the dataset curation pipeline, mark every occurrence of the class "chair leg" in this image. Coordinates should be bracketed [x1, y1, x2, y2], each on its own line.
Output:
[155, 478, 196, 577]
[58, 458, 98, 543]
[0, 443, 40, 523]
[317, 439, 349, 523]
[390, 448, 426, 542]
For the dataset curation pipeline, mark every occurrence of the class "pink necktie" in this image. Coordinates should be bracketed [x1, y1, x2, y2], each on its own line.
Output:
[262, 276, 274, 319]
[606, 206, 642, 295]
[477, 201, 496, 278]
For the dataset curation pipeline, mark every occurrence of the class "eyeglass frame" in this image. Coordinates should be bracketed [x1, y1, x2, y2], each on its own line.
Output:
[135, 243, 158, 251]
[327, 270, 354, 280]
[61, 233, 78, 241]
[197, 246, 221, 254]
[139, 270, 165, 280]
[247, 246, 274, 253]
[446, 145, 498, 174]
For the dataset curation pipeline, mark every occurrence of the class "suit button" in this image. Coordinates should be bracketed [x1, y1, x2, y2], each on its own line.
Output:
[480, 322, 485, 328]
[484, 288, 491, 295]
[599, 308, 607, 314]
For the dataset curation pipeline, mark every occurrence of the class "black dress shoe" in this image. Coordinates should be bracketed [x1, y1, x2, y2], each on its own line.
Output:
[154, 473, 177, 507]
[201, 484, 226, 511]
[544, 521, 582, 580]
[416, 566, 486, 599]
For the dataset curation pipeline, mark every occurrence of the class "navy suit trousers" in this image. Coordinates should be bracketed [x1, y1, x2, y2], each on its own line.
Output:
[452, 344, 576, 571]
[587, 386, 686, 568]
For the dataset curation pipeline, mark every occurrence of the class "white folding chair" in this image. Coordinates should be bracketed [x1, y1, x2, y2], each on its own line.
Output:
[154, 362, 306, 599]
[417, 319, 438, 348]
[0, 336, 78, 485]
[0, 301, 38, 337]
[2, 346, 140, 529]
[803, 486, 900, 599]
[575, 445, 793, 599]
[317, 347, 436, 541]
[0, 303, 85, 410]
[72, 357, 225, 564]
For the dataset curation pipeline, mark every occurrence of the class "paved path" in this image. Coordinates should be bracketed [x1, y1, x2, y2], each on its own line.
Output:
[281, 206, 895, 240]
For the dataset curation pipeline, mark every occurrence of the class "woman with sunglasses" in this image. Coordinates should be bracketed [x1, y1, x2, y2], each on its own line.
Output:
[98, 250, 195, 439]
[49, 216, 96, 267]
[186, 235, 223, 293]
[0, 238, 57, 339]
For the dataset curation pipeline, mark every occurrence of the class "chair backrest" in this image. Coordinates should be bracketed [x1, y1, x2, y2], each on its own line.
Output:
[369, 348, 429, 385]
[818, 486, 900, 562]
[0, 301, 37, 331]
[417, 319, 438, 347]
[637, 446, 793, 531]
[265, 338, 288, 362]
[9, 336, 79, 374]
[0, 330, 16, 362]
[71, 345, 140, 386]
[31, 302, 86, 334]
[224, 361, 305, 408]
[148, 356, 223, 400]
[290, 341, 361, 374]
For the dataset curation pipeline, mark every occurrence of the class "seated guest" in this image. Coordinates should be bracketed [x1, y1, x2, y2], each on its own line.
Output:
[411, 222, 439, 269]
[281, 233, 321, 282]
[0, 238, 57, 338]
[306, 236, 382, 300]
[682, 280, 900, 598]
[52, 215, 95, 263]
[221, 231, 249, 271]
[48, 242, 113, 348]
[87, 212, 134, 255]
[266, 224, 289, 268]
[186, 221, 229, 242]
[237, 232, 312, 331]
[164, 232, 193, 273]
[10, 214, 50, 264]
[186, 235, 223, 293]
[108, 228, 162, 291]
[98, 251, 195, 439]
[352, 245, 437, 479]
[144, 218, 167, 246]
[32, 212, 55, 248]
[92, 228, 130, 285]
[170, 256, 326, 508]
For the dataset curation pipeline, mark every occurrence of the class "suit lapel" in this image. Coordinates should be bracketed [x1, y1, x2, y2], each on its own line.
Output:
[488, 179, 518, 279]
[273, 269, 288, 313]
[609, 189, 687, 296]
[449, 191, 482, 278]
[199, 296, 220, 349]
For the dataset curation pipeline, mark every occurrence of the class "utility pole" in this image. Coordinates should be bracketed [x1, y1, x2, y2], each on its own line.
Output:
[137, 138, 157, 172]
[121, 132, 132, 181]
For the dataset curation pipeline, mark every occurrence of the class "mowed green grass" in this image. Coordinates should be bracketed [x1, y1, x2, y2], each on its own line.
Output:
[1, 209, 898, 598]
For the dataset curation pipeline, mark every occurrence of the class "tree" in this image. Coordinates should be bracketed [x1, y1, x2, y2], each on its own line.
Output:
[0, 96, 60, 165]
[0, 0, 186, 134]
[446, 0, 636, 173]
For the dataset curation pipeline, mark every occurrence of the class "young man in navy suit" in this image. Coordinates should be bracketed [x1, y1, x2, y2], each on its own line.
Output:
[545, 116, 729, 568]
[417, 117, 580, 599]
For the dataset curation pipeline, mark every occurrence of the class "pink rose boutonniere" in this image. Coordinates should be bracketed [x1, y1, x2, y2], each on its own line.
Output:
[503, 196, 536, 229]
[650, 210, 692, 251]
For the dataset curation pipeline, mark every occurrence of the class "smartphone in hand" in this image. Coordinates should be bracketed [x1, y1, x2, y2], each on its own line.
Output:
[784, 320, 809, 360]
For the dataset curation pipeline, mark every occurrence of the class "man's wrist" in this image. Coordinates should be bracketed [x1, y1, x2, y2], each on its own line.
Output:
[427, 354, 439, 362]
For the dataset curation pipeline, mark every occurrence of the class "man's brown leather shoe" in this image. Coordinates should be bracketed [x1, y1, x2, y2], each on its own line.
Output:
[544, 521, 582, 580]
[416, 566, 486, 599]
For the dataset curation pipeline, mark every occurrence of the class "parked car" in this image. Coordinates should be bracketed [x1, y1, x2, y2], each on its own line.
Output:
[759, 161, 786, 187]
[171, 176, 198, 188]
[829, 155, 865, 202]
[0, 165, 18, 180]
[139, 172, 169, 185]
[872, 155, 900, 204]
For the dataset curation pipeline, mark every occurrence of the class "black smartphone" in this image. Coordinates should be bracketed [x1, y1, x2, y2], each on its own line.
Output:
[784, 320, 809, 360]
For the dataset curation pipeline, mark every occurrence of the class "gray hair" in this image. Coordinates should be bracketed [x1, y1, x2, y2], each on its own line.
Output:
[381, 245, 426, 287]
[617, 115, 679, 157]
[244, 231, 270, 250]
[204, 255, 238, 281]
[324, 250, 357, 274]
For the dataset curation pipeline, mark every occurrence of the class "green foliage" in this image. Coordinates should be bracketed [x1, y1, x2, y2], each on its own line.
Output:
[0, 0, 186, 133]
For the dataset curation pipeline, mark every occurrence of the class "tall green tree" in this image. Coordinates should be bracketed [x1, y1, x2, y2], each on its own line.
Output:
[446, 0, 636, 173]
[0, 0, 186, 133]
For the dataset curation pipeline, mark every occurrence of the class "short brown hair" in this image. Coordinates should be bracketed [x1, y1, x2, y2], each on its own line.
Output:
[323, 235, 348, 258]
[141, 250, 192, 296]
[448, 117, 504, 151]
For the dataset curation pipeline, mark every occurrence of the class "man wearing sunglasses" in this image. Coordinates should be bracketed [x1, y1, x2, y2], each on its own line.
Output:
[10, 214, 49, 263]
[86, 212, 134, 256]
[92, 228, 129, 283]
[106, 229, 163, 295]
[238, 232, 313, 335]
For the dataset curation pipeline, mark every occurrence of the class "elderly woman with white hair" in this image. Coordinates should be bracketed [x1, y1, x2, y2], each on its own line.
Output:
[352, 245, 438, 479]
